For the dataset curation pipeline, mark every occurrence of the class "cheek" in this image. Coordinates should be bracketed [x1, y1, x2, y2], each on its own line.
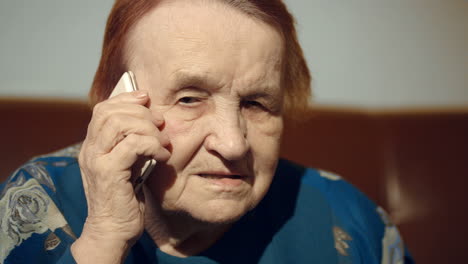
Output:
[149, 117, 204, 203]
[163, 118, 193, 138]
[247, 115, 283, 151]
[243, 108, 283, 136]
[248, 116, 282, 183]
[161, 114, 208, 170]
[160, 104, 211, 138]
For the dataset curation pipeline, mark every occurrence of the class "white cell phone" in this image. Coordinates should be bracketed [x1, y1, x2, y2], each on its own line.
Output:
[110, 71, 157, 193]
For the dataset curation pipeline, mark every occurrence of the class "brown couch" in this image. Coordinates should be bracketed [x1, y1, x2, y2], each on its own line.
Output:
[1, 97, 467, 263]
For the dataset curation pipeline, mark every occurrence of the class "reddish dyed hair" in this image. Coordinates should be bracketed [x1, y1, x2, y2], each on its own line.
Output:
[89, 0, 311, 116]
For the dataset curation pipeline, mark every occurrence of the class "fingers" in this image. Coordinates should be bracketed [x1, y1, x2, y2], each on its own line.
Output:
[96, 90, 164, 127]
[80, 89, 171, 178]
[109, 134, 171, 171]
[106, 90, 148, 104]
[94, 113, 169, 154]
[86, 91, 168, 154]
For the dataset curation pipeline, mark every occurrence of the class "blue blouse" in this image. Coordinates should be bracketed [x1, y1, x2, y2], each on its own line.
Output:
[0, 145, 414, 263]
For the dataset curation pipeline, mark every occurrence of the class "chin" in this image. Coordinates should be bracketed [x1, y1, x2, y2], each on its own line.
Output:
[187, 199, 253, 225]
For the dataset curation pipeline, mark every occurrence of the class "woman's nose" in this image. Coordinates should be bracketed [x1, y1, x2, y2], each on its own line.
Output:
[204, 112, 250, 161]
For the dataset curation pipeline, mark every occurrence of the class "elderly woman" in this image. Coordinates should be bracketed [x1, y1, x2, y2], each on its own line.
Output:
[0, 0, 413, 263]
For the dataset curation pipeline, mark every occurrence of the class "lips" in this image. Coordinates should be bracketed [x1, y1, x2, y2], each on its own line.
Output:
[199, 173, 243, 179]
[197, 172, 247, 187]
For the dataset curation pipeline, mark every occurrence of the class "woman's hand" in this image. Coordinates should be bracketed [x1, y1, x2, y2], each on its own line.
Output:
[71, 91, 171, 263]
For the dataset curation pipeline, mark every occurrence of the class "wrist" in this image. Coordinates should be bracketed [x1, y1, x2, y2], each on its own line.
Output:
[71, 233, 130, 264]
[71, 224, 135, 264]
[83, 215, 144, 242]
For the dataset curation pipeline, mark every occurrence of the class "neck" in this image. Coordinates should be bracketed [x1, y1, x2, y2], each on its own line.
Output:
[142, 187, 230, 257]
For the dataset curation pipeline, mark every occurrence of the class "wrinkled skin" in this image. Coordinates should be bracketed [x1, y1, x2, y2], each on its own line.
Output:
[73, 0, 284, 262]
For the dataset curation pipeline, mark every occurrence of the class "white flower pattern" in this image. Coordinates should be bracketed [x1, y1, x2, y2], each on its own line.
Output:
[0, 145, 79, 264]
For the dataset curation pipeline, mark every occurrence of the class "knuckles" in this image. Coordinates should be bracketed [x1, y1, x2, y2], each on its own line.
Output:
[91, 101, 108, 119]
[121, 133, 140, 149]
[79, 99, 170, 189]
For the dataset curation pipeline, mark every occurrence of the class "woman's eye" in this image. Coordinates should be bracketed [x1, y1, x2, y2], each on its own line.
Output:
[243, 100, 264, 109]
[178, 97, 201, 105]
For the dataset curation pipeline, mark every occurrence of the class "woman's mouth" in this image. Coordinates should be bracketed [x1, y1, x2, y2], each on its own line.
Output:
[198, 173, 246, 187]
[199, 173, 242, 179]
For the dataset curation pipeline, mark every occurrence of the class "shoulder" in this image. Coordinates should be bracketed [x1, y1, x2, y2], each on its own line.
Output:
[275, 159, 375, 214]
[275, 159, 413, 264]
[0, 144, 82, 263]
[1, 144, 83, 209]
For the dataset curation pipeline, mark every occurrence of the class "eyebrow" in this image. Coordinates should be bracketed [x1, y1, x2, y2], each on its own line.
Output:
[244, 92, 278, 102]
[170, 69, 282, 96]
[170, 70, 221, 91]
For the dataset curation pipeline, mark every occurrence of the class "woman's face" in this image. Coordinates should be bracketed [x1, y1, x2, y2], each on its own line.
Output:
[126, 0, 284, 223]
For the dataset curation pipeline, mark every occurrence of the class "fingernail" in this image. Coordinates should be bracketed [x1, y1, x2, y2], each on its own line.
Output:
[135, 91, 148, 98]
[159, 132, 170, 147]
[153, 116, 164, 126]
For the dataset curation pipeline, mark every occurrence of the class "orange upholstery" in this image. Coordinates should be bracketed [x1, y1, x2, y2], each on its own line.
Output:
[0, 98, 91, 177]
[1, 98, 467, 263]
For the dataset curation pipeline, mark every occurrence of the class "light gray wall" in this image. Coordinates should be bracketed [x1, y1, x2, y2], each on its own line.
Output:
[0, 0, 114, 99]
[284, 0, 468, 107]
[1, 0, 467, 107]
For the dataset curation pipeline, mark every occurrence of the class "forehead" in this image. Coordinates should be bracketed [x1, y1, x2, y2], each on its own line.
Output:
[124, 0, 284, 90]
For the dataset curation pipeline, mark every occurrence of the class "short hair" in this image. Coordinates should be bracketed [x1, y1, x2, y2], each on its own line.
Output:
[89, 0, 311, 116]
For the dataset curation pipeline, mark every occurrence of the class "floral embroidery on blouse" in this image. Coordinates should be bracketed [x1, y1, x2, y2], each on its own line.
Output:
[333, 226, 352, 256]
[0, 145, 80, 264]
